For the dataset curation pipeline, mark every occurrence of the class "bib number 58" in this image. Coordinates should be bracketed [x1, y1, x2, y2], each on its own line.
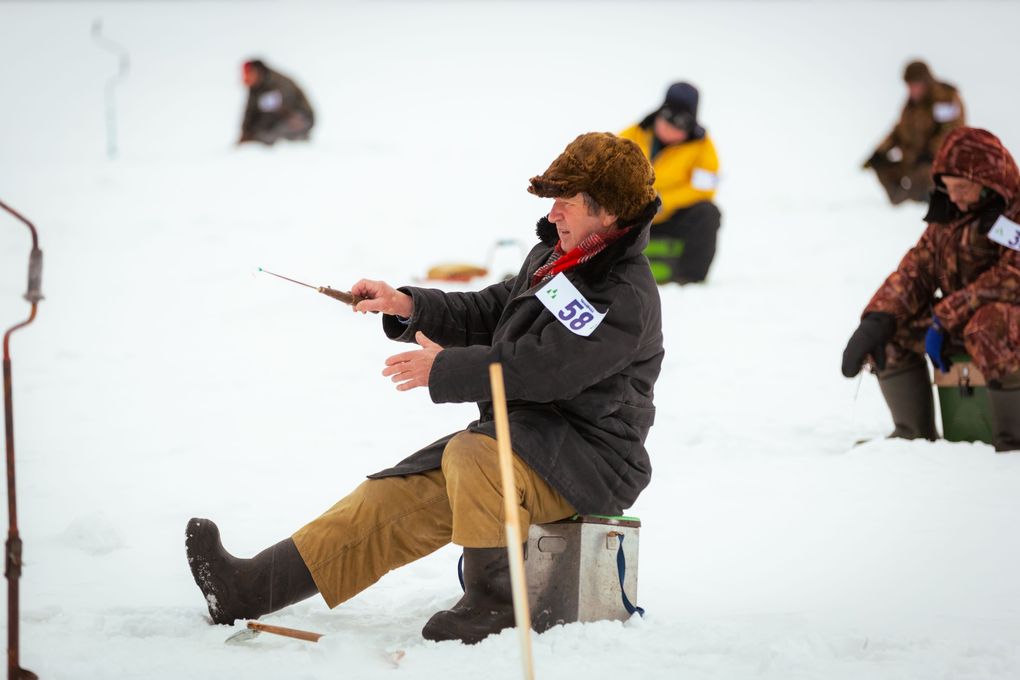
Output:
[558, 299, 595, 330]
[537, 272, 606, 337]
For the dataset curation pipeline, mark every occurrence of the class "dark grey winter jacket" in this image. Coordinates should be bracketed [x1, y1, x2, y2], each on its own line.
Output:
[241, 70, 315, 139]
[369, 200, 664, 516]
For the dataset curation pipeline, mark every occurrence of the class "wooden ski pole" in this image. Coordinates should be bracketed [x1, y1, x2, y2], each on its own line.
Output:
[488, 363, 535, 680]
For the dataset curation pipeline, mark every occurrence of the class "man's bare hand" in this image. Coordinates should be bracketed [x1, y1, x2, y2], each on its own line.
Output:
[351, 279, 413, 317]
[383, 332, 443, 391]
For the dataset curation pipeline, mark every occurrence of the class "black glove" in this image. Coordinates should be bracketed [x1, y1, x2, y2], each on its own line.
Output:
[841, 312, 896, 377]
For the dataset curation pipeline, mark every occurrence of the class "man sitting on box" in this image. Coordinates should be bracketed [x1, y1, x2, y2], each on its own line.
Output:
[185, 132, 664, 644]
[842, 127, 1020, 452]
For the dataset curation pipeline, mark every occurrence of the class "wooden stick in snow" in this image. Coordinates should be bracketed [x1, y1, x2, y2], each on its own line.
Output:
[488, 363, 536, 680]
[246, 621, 323, 642]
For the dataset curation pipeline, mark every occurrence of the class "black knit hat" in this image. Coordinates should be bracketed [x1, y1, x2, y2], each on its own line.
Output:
[658, 82, 704, 137]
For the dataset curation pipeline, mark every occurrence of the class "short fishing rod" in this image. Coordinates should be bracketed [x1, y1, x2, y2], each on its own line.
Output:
[258, 268, 372, 309]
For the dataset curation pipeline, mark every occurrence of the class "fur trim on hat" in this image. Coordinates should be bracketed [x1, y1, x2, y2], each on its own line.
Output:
[903, 60, 934, 84]
[528, 132, 658, 222]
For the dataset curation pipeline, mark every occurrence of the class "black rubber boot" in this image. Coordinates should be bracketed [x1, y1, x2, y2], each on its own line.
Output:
[988, 385, 1020, 453]
[877, 358, 938, 440]
[185, 518, 318, 625]
[421, 547, 516, 644]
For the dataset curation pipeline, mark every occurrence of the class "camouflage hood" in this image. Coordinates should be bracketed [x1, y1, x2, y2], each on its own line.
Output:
[933, 127, 1020, 205]
[1008, 196, 1020, 222]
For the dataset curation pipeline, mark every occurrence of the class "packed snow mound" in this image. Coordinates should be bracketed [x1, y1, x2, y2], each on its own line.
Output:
[59, 513, 126, 556]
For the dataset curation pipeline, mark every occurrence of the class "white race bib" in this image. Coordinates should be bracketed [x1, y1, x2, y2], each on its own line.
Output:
[933, 101, 961, 124]
[536, 272, 606, 337]
[691, 168, 719, 191]
[988, 214, 1020, 252]
[257, 90, 283, 112]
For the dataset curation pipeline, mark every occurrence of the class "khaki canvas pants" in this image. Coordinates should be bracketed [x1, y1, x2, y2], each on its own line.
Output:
[291, 431, 575, 608]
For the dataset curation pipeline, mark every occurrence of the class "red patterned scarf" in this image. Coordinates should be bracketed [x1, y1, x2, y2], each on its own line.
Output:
[531, 227, 631, 286]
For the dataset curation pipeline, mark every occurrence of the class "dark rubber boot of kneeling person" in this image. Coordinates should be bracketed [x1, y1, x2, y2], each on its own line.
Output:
[185, 517, 318, 625]
[421, 547, 516, 644]
[988, 380, 1020, 453]
[877, 358, 938, 440]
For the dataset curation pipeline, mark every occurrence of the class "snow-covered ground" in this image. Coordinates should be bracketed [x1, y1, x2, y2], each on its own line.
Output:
[2, 1, 1020, 678]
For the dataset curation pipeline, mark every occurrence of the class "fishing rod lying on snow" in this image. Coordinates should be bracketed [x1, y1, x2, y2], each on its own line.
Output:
[258, 268, 376, 311]
[224, 620, 406, 666]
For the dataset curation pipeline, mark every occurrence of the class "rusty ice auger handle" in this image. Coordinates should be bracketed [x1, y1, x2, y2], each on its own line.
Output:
[2, 198, 41, 680]
[25, 251, 42, 307]
[92, 19, 130, 160]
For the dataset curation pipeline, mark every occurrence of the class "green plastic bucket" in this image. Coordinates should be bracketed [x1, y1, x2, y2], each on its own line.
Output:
[934, 355, 994, 444]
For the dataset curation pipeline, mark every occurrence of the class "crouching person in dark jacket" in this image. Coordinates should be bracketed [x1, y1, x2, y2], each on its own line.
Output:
[238, 59, 315, 145]
[863, 60, 965, 205]
[186, 132, 665, 644]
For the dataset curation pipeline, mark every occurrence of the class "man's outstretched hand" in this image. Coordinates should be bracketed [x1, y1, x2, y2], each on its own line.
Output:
[351, 279, 414, 318]
[383, 331, 444, 391]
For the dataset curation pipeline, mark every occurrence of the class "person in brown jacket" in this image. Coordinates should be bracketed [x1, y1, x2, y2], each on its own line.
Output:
[863, 60, 965, 205]
[238, 59, 315, 145]
[843, 127, 1020, 452]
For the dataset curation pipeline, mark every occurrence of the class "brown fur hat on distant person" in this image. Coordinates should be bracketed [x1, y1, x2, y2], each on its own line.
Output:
[903, 60, 934, 84]
[528, 132, 657, 222]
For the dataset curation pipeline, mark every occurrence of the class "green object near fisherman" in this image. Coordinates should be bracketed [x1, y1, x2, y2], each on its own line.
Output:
[645, 238, 686, 284]
[936, 355, 994, 444]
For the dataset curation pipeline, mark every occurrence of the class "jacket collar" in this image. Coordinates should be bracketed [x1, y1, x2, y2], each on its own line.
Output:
[924, 187, 1006, 235]
[534, 197, 661, 287]
[638, 111, 707, 143]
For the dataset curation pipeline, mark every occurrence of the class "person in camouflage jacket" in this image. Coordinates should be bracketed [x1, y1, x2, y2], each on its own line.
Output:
[864, 60, 965, 205]
[843, 127, 1020, 451]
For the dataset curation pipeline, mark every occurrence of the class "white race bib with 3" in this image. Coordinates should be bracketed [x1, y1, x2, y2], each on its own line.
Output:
[932, 101, 961, 124]
[988, 214, 1020, 252]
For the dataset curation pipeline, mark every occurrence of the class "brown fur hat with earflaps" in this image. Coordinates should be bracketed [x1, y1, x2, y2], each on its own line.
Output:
[528, 132, 657, 223]
[903, 60, 934, 84]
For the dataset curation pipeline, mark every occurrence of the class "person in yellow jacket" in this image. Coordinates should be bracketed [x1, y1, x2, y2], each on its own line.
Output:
[620, 82, 721, 284]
